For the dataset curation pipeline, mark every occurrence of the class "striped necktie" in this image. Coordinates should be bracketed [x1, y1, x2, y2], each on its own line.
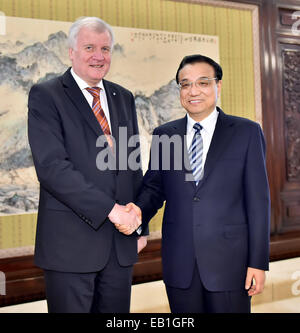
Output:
[188, 123, 203, 185]
[86, 87, 111, 135]
[86, 87, 113, 149]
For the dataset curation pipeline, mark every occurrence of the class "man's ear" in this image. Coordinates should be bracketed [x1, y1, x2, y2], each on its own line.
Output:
[216, 80, 222, 99]
[68, 48, 74, 62]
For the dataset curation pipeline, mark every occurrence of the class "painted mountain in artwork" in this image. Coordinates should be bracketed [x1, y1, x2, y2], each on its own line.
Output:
[0, 30, 184, 214]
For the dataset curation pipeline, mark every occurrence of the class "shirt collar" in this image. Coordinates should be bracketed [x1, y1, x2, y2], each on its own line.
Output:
[187, 108, 219, 134]
[70, 67, 105, 91]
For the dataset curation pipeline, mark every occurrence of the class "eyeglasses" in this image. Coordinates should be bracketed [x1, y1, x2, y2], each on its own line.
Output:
[178, 77, 217, 91]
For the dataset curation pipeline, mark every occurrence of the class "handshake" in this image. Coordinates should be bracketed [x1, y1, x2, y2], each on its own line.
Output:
[108, 202, 142, 235]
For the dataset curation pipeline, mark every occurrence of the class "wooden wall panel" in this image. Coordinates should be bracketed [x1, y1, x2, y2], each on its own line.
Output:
[270, 2, 300, 250]
[229, 0, 300, 260]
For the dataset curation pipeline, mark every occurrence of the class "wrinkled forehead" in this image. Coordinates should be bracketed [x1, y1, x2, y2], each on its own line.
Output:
[71, 26, 113, 50]
[77, 27, 112, 42]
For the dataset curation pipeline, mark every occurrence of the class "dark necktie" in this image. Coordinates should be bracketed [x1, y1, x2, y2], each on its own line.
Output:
[188, 123, 203, 185]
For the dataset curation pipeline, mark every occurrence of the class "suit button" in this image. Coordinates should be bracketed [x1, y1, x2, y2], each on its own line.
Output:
[193, 197, 200, 202]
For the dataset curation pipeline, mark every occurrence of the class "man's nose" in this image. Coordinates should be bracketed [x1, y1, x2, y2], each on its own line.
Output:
[92, 50, 105, 60]
[189, 83, 201, 96]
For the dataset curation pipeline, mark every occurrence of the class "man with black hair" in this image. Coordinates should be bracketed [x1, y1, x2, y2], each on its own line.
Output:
[124, 54, 270, 313]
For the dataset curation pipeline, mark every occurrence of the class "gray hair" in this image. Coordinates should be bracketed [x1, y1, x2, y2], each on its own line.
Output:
[68, 16, 114, 50]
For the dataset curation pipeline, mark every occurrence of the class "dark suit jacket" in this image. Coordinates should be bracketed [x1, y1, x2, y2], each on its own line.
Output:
[28, 68, 143, 273]
[137, 108, 270, 291]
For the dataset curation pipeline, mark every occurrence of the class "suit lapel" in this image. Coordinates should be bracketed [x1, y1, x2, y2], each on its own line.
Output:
[62, 70, 121, 161]
[62, 68, 102, 137]
[171, 115, 187, 138]
[169, 116, 197, 189]
[196, 107, 235, 192]
[103, 80, 120, 148]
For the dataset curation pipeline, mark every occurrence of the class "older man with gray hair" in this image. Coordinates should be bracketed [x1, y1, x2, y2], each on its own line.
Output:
[28, 16, 147, 313]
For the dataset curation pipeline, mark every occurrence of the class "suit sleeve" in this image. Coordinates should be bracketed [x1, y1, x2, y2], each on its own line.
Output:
[244, 123, 270, 270]
[129, 91, 144, 200]
[127, 91, 149, 236]
[136, 128, 166, 232]
[28, 83, 115, 230]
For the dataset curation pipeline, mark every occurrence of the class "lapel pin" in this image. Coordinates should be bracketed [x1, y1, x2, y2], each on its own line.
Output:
[113, 92, 116, 96]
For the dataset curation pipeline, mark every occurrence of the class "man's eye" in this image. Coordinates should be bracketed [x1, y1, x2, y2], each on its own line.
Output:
[85, 46, 94, 51]
[198, 81, 209, 87]
[102, 47, 111, 53]
[181, 83, 190, 89]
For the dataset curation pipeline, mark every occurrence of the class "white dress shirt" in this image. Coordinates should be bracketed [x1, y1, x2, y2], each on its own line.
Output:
[70, 68, 112, 132]
[186, 108, 219, 173]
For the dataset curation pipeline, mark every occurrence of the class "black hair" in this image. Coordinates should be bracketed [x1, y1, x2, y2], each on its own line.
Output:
[175, 54, 223, 83]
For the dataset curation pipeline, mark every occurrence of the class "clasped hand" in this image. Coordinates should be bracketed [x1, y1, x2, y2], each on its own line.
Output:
[108, 202, 142, 235]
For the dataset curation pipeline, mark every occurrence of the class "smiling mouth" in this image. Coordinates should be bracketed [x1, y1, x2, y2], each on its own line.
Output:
[189, 99, 205, 104]
[90, 64, 104, 69]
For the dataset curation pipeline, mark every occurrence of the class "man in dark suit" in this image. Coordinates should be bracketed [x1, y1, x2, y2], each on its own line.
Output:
[123, 54, 270, 313]
[28, 16, 147, 313]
